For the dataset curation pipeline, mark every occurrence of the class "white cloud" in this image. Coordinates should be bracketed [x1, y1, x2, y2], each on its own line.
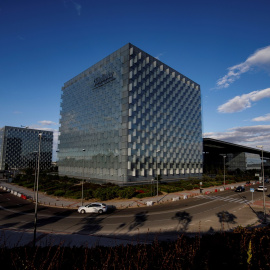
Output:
[217, 45, 270, 88]
[72, 0, 81, 16]
[38, 120, 58, 126]
[155, 53, 164, 60]
[218, 87, 270, 113]
[204, 125, 270, 151]
[62, 0, 82, 16]
[252, 113, 270, 122]
[13, 111, 22, 114]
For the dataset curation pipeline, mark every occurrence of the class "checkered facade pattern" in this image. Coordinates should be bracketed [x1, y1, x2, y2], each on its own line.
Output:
[58, 43, 202, 183]
[0, 126, 53, 170]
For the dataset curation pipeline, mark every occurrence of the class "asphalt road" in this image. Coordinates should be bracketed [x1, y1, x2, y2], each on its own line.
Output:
[0, 184, 269, 242]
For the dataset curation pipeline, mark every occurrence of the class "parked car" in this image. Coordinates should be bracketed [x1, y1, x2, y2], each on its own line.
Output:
[256, 186, 268, 192]
[265, 179, 269, 183]
[78, 203, 107, 214]
[235, 186, 245, 192]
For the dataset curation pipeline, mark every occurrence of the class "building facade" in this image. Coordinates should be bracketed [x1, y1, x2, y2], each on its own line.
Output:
[0, 126, 53, 170]
[226, 152, 261, 171]
[203, 138, 270, 174]
[58, 43, 203, 183]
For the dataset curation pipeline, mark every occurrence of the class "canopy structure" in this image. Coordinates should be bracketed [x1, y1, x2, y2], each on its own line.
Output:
[203, 138, 270, 173]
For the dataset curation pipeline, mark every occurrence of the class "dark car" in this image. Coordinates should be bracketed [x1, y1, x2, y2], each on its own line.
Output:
[235, 186, 245, 192]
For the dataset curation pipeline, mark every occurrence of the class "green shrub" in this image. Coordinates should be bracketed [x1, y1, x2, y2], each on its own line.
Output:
[93, 188, 107, 201]
[202, 182, 212, 188]
[46, 190, 54, 195]
[65, 190, 81, 199]
[84, 190, 94, 200]
[54, 190, 66, 197]
[135, 192, 152, 198]
[185, 185, 193, 190]
[118, 187, 136, 199]
[24, 183, 34, 188]
[67, 191, 81, 199]
[160, 186, 183, 193]
[93, 186, 119, 201]
[160, 188, 170, 193]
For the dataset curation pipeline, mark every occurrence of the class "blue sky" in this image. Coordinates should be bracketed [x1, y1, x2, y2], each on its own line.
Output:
[1, 0, 270, 160]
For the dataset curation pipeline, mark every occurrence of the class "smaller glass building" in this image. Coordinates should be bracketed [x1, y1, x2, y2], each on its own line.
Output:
[203, 138, 269, 173]
[0, 126, 53, 170]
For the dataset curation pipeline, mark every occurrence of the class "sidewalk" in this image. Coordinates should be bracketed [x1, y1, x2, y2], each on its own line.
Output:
[1, 179, 266, 210]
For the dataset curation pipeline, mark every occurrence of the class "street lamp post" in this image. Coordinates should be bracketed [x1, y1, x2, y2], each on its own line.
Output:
[220, 154, 226, 188]
[156, 149, 160, 197]
[82, 149, 85, 206]
[33, 133, 42, 247]
[33, 151, 38, 201]
[257, 145, 266, 222]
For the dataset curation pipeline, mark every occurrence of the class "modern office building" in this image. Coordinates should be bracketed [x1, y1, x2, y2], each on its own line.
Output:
[203, 138, 270, 173]
[0, 126, 53, 170]
[58, 43, 203, 183]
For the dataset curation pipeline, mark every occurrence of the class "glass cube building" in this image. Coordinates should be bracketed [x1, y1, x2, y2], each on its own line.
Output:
[0, 126, 53, 170]
[58, 43, 203, 183]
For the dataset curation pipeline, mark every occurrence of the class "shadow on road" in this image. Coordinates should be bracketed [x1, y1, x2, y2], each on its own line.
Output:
[75, 214, 105, 235]
[243, 199, 269, 224]
[129, 211, 148, 232]
[2, 205, 49, 221]
[216, 211, 237, 230]
[172, 211, 192, 232]
[17, 209, 75, 231]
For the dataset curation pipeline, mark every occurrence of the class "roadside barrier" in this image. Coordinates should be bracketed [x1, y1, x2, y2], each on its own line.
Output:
[136, 200, 145, 207]
[0, 185, 29, 201]
[146, 201, 154, 206]
[172, 197, 180, 201]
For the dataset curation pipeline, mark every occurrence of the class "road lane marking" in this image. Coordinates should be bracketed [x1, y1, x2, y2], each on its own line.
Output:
[196, 195, 251, 205]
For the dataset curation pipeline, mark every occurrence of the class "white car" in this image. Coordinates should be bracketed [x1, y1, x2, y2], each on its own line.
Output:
[256, 186, 268, 192]
[78, 203, 107, 214]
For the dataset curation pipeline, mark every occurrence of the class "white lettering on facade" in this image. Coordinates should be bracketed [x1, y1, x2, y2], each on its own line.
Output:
[94, 72, 115, 88]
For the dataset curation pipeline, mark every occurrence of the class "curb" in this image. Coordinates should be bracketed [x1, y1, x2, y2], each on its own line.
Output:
[0, 181, 264, 210]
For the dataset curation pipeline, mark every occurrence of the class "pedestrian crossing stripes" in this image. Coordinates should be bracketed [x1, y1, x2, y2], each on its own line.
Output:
[196, 195, 250, 205]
